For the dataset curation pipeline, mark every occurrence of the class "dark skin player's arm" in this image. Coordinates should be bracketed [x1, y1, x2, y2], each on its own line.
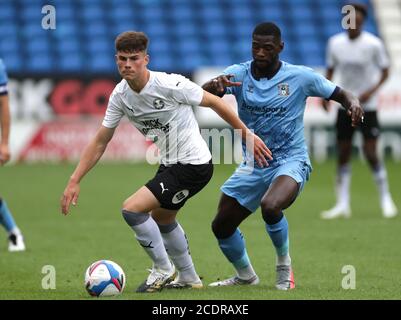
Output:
[202, 75, 241, 97]
[329, 87, 364, 127]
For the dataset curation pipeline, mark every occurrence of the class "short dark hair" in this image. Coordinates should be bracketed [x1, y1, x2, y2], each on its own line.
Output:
[348, 3, 368, 18]
[252, 22, 281, 40]
[115, 31, 149, 53]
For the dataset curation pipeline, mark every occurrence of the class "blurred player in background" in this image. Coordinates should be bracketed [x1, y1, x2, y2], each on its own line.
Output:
[0, 58, 26, 252]
[321, 3, 398, 219]
[202, 22, 364, 290]
[60, 31, 271, 293]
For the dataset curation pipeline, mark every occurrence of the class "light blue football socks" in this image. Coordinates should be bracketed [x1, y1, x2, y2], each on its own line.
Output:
[0, 199, 17, 233]
[265, 214, 291, 266]
[218, 228, 257, 279]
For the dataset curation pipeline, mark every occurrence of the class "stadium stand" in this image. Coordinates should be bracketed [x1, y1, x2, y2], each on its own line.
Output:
[0, 0, 379, 74]
[372, 0, 401, 70]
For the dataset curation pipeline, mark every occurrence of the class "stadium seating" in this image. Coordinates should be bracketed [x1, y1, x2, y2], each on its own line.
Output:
[0, 0, 379, 74]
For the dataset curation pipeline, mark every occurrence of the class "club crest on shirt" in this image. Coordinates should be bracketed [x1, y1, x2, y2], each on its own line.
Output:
[246, 84, 254, 93]
[153, 98, 165, 109]
[278, 83, 290, 97]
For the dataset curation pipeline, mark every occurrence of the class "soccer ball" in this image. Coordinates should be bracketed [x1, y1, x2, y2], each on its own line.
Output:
[84, 260, 126, 297]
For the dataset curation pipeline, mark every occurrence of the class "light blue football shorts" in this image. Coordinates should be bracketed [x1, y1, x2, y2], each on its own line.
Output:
[221, 159, 312, 213]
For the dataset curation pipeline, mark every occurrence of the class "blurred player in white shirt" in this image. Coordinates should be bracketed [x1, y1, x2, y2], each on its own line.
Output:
[321, 3, 398, 219]
[0, 58, 26, 252]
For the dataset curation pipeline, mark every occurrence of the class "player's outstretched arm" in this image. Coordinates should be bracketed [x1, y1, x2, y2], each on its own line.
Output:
[0, 94, 11, 165]
[61, 126, 116, 215]
[202, 74, 242, 97]
[330, 88, 365, 127]
[200, 90, 272, 167]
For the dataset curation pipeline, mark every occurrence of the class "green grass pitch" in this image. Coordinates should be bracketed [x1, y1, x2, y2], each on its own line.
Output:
[0, 160, 400, 300]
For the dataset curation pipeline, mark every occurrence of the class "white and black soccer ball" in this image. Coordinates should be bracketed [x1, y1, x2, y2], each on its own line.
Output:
[85, 260, 126, 297]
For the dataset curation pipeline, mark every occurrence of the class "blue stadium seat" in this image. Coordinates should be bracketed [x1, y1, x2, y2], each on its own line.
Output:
[229, 5, 253, 21]
[0, 4, 16, 20]
[81, 4, 105, 18]
[280, 50, 296, 64]
[172, 22, 197, 38]
[256, 0, 282, 6]
[78, 0, 106, 4]
[211, 53, 234, 67]
[88, 55, 114, 72]
[257, 6, 283, 22]
[287, 0, 315, 5]
[21, 22, 46, 38]
[148, 38, 171, 56]
[56, 5, 75, 20]
[323, 23, 344, 38]
[365, 24, 378, 35]
[28, 54, 53, 73]
[2, 0, 381, 73]
[82, 22, 108, 37]
[1, 54, 21, 73]
[301, 51, 325, 67]
[56, 40, 80, 54]
[59, 54, 83, 72]
[86, 39, 110, 54]
[21, 4, 43, 21]
[289, 6, 314, 21]
[109, 6, 134, 21]
[229, 21, 255, 38]
[206, 38, 231, 56]
[0, 37, 19, 56]
[112, 22, 140, 37]
[176, 39, 202, 55]
[0, 23, 18, 37]
[232, 37, 253, 62]
[202, 22, 228, 38]
[26, 37, 51, 54]
[169, 5, 194, 21]
[292, 23, 319, 38]
[198, 7, 224, 21]
[141, 7, 164, 21]
[150, 56, 174, 71]
[320, 5, 342, 21]
[109, 0, 131, 5]
[52, 22, 78, 39]
[144, 23, 168, 38]
[179, 53, 206, 70]
[296, 36, 324, 53]
[49, 0, 71, 4]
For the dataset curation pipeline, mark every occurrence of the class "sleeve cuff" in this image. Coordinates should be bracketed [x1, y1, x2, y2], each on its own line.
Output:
[328, 86, 340, 100]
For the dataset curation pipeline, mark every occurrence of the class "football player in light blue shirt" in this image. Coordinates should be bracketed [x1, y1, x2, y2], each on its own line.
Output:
[202, 22, 364, 290]
[0, 58, 26, 252]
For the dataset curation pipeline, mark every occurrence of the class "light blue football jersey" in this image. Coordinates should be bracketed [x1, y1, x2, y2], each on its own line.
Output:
[223, 60, 336, 166]
[0, 59, 9, 95]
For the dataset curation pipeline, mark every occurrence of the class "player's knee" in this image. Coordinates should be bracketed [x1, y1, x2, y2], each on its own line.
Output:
[211, 216, 233, 239]
[122, 202, 133, 212]
[121, 209, 149, 226]
[260, 198, 282, 218]
[122, 199, 142, 213]
[211, 217, 222, 238]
